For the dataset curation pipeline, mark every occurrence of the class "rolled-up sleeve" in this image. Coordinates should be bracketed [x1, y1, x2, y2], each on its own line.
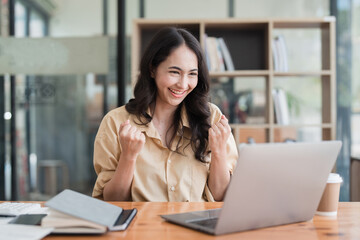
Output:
[204, 103, 239, 202]
[92, 114, 122, 199]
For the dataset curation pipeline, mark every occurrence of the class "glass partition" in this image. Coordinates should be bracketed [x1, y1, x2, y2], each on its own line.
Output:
[1, 0, 117, 200]
[2, 36, 117, 200]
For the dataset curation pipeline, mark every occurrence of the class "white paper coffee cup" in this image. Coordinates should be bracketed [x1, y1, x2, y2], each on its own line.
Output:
[316, 173, 343, 216]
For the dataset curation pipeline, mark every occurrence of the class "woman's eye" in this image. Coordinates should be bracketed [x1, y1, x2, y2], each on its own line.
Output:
[189, 72, 198, 76]
[170, 71, 180, 75]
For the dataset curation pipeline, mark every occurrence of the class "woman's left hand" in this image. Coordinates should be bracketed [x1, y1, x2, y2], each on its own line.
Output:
[208, 115, 231, 157]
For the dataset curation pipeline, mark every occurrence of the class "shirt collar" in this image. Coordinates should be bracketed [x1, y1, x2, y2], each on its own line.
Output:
[147, 104, 190, 129]
[180, 104, 190, 129]
[132, 104, 191, 138]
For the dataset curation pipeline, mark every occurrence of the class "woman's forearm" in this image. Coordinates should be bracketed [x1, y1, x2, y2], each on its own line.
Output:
[103, 154, 137, 201]
[208, 151, 231, 201]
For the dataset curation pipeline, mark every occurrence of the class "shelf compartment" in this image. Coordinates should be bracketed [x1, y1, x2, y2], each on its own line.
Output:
[273, 126, 323, 142]
[273, 127, 297, 142]
[211, 76, 268, 125]
[273, 76, 323, 125]
[231, 126, 270, 144]
[273, 126, 335, 142]
[205, 23, 268, 70]
[272, 28, 328, 72]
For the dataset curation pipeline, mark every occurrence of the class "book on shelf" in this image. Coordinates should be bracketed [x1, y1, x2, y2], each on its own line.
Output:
[204, 34, 212, 71]
[205, 36, 221, 71]
[215, 38, 226, 72]
[217, 37, 235, 71]
[271, 39, 280, 71]
[41, 189, 137, 234]
[204, 34, 211, 71]
[204, 35, 234, 72]
[272, 88, 290, 125]
[272, 35, 288, 72]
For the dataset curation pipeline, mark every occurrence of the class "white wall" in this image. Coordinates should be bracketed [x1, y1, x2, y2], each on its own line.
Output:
[145, 0, 228, 19]
[108, 0, 117, 35]
[141, 0, 329, 20]
[125, 0, 139, 35]
[49, 0, 102, 37]
[48, 0, 330, 38]
[234, 0, 329, 18]
[49, 0, 136, 37]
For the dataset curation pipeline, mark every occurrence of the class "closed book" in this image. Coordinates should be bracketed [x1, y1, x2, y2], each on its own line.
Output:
[272, 38, 279, 71]
[205, 36, 221, 71]
[41, 189, 137, 234]
[272, 89, 282, 124]
[204, 34, 212, 70]
[215, 38, 226, 71]
[274, 35, 288, 72]
[217, 37, 234, 71]
[272, 89, 290, 125]
[277, 89, 290, 125]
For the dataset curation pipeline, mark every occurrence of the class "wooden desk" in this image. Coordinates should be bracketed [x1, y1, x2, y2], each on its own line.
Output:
[43, 201, 360, 240]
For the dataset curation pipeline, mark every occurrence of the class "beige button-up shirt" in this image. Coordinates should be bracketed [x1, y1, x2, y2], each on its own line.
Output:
[92, 103, 238, 202]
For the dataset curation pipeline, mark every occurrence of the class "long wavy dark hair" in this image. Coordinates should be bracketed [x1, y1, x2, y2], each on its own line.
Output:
[126, 27, 211, 162]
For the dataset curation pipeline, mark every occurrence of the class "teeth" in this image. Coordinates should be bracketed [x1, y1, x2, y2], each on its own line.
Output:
[169, 88, 185, 94]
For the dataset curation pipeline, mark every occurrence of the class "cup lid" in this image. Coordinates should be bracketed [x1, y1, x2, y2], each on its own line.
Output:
[327, 173, 343, 183]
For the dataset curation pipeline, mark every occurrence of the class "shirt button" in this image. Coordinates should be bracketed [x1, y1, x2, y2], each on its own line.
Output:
[170, 186, 175, 191]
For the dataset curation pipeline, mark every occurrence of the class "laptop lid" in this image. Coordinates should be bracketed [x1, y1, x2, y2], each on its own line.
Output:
[214, 141, 342, 235]
[161, 141, 342, 235]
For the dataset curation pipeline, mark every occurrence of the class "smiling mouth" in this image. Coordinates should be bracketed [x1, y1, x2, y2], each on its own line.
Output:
[169, 88, 187, 97]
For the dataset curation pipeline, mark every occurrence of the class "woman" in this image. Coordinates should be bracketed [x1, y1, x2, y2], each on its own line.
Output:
[92, 27, 238, 202]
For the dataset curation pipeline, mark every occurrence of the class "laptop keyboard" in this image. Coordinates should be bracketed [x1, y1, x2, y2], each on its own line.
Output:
[190, 218, 218, 229]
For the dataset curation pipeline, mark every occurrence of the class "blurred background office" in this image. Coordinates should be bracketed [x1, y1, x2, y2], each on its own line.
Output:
[0, 0, 359, 202]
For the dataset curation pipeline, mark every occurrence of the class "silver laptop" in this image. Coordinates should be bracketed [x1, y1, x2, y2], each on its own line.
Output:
[161, 141, 342, 235]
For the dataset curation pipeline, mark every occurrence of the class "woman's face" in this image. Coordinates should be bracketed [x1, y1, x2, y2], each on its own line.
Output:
[153, 44, 198, 109]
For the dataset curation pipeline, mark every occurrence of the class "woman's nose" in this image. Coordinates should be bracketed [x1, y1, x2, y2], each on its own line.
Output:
[177, 74, 188, 88]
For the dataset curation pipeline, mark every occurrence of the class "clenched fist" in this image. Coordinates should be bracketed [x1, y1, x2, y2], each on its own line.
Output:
[208, 115, 231, 157]
[119, 120, 146, 158]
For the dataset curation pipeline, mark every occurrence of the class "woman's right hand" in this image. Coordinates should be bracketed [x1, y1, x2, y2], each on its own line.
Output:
[104, 120, 145, 201]
[119, 120, 146, 159]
